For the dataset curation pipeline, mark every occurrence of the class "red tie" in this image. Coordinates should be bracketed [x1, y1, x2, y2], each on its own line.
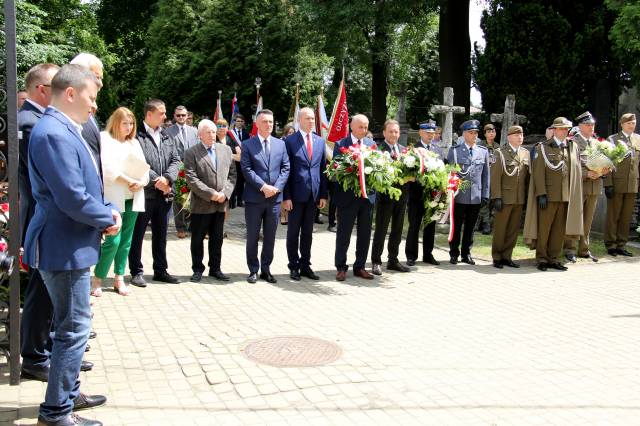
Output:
[306, 133, 313, 160]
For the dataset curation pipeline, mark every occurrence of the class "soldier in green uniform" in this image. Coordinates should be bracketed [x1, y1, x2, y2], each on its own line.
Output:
[490, 126, 529, 268]
[476, 124, 498, 234]
[563, 112, 604, 262]
[604, 113, 640, 257]
[523, 117, 583, 271]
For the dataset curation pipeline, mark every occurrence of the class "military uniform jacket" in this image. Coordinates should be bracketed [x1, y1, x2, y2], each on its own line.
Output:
[446, 143, 490, 204]
[533, 139, 571, 202]
[478, 139, 498, 167]
[490, 145, 529, 205]
[575, 133, 603, 196]
[604, 132, 640, 194]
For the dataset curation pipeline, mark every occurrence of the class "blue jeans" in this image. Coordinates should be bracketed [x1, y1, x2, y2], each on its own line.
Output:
[39, 268, 91, 421]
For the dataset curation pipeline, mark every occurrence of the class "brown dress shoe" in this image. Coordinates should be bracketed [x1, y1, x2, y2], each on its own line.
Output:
[176, 231, 186, 239]
[336, 270, 346, 281]
[353, 269, 374, 279]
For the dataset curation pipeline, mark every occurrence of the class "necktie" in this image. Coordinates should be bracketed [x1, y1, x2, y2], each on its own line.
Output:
[207, 146, 216, 169]
[180, 126, 186, 141]
[264, 137, 270, 156]
[306, 133, 313, 160]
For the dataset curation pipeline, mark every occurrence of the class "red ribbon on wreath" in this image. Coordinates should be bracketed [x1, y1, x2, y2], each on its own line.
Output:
[446, 171, 461, 242]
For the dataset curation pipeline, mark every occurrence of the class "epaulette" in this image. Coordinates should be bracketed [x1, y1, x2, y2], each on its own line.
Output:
[475, 144, 488, 150]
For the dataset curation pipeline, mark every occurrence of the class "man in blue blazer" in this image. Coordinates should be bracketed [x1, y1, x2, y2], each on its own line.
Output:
[282, 107, 328, 281]
[241, 109, 290, 283]
[24, 64, 120, 426]
[333, 114, 376, 281]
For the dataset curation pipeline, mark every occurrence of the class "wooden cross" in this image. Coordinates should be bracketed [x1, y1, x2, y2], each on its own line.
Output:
[430, 87, 465, 149]
[490, 94, 527, 145]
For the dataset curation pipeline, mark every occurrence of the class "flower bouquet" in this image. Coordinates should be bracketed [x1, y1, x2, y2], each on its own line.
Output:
[174, 164, 191, 211]
[583, 138, 629, 176]
[325, 143, 402, 200]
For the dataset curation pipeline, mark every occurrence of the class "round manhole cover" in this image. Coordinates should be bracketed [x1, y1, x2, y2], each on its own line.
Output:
[241, 336, 342, 367]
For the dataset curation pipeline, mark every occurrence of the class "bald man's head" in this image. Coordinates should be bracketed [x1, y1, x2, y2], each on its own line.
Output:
[350, 114, 369, 139]
[298, 107, 315, 133]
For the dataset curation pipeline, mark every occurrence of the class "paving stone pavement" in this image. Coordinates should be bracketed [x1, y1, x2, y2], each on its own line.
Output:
[2, 208, 640, 425]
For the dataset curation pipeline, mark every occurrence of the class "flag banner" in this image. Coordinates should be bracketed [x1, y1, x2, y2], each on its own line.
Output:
[250, 96, 263, 137]
[327, 79, 349, 143]
[315, 94, 330, 137]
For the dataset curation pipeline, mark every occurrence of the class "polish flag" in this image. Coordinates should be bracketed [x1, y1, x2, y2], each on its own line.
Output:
[250, 96, 263, 137]
[213, 96, 224, 122]
[315, 94, 330, 137]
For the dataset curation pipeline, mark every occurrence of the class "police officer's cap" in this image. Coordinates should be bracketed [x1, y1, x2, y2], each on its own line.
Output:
[461, 120, 480, 132]
[419, 120, 437, 132]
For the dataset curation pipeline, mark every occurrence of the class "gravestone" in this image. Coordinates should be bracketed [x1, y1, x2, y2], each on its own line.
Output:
[430, 87, 465, 149]
[490, 94, 527, 145]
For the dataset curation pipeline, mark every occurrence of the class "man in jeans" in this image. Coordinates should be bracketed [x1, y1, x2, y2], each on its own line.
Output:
[24, 64, 120, 426]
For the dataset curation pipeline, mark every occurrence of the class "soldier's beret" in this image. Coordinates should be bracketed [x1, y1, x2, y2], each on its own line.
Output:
[507, 125, 523, 135]
[620, 113, 636, 124]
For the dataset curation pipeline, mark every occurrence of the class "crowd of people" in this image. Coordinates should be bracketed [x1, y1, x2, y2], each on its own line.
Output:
[16, 51, 639, 426]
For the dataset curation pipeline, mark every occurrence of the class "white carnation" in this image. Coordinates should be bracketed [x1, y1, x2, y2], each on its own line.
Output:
[403, 155, 417, 168]
[364, 166, 373, 175]
[429, 201, 438, 208]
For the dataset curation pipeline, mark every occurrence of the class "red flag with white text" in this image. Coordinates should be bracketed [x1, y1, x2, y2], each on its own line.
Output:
[327, 79, 349, 143]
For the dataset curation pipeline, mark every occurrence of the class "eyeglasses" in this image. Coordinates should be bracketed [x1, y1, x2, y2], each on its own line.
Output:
[175, 114, 187, 117]
[216, 124, 228, 129]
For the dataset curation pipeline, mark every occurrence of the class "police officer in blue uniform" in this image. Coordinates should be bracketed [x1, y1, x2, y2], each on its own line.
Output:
[446, 120, 490, 264]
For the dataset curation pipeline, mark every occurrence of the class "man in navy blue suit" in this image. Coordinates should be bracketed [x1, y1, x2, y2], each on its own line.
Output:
[24, 64, 119, 426]
[241, 109, 290, 284]
[282, 107, 328, 281]
[333, 114, 376, 281]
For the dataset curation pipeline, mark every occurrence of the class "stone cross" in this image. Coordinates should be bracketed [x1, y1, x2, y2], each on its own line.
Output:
[430, 87, 465, 149]
[490, 94, 527, 145]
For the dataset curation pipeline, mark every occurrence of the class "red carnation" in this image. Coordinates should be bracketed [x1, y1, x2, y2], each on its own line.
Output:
[0, 203, 8, 213]
[333, 162, 339, 169]
[371, 144, 378, 150]
[401, 148, 408, 154]
[598, 137, 605, 142]
[180, 186, 188, 193]
[339, 147, 349, 154]
[178, 170, 186, 178]
[346, 166, 354, 173]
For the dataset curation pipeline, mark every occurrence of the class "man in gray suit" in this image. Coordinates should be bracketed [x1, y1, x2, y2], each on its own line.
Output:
[184, 119, 236, 282]
[167, 105, 199, 238]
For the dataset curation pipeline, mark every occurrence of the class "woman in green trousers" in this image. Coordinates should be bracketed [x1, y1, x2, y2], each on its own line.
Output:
[92, 107, 150, 296]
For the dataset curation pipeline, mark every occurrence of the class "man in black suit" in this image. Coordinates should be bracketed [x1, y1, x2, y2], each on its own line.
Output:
[70, 53, 104, 172]
[333, 114, 376, 281]
[371, 119, 411, 275]
[230, 114, 250, 208]
[129, 99, 182, 286]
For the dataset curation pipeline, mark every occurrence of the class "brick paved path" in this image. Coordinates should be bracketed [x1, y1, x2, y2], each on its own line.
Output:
[2, 208, 640, 425]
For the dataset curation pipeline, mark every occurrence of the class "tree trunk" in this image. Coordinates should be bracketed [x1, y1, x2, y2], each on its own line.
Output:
[439, 0, 471, 117]
[371, 20, 389, 137]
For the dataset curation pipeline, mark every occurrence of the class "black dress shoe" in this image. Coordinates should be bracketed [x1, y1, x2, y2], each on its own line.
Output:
[537, 262, 548, 271]
[371, 264, 382, 275]
[565, 254, 577, 263]
[616, 248, 633, 257]
[37, 413, 102, 425]
[21, 365, 49, 382]
[73, 392, 107, 411]
[607, 248, 618, 256]
[289, 270, 301, 281]
[450, 257, 458, 265]
[88, 331, 96, 339]
[548, 262, 568, 271]
[493, 260, 503, 269]
[315, 217, 324, 224]
[579, 252, 598, 262]
[152, 272, 179, 284]
[387, 261, 410, 272]
[190, 272, 203, 282]
[461, 255, 475, 265]
[85, 344, 90, 352]
[260, 272, 277, 283]
[300, 268, 320, 280]
[80, 361, 93, 372]
[130, 273, 147, 287]
[422, 255, 440, 265]
[406, 259, 416, 266]
[327, 225, 337, 233]
[209, 270, 230, 281]
[247, 273, 257, 284]
[237, 201, 244, 207]
[502, 259, 520, 268]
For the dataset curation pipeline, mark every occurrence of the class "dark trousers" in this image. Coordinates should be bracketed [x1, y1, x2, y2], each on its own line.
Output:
[405, 195, 436, 261]
[230, 162, 244, 208]
[449, 203, 481, 258]
[190, 212, 225, 273]
[20, 268, 53, 370]
[371, 195, 407, 264]
[327, 181, 337, 226]
[286, 197, 317, 271]
[245, 200, 280, 274]
[129, 197, 172, 276]
[335, 198, 373, 271]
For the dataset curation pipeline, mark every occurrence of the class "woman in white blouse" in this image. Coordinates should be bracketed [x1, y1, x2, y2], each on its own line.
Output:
[92, 107, 149, 296]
